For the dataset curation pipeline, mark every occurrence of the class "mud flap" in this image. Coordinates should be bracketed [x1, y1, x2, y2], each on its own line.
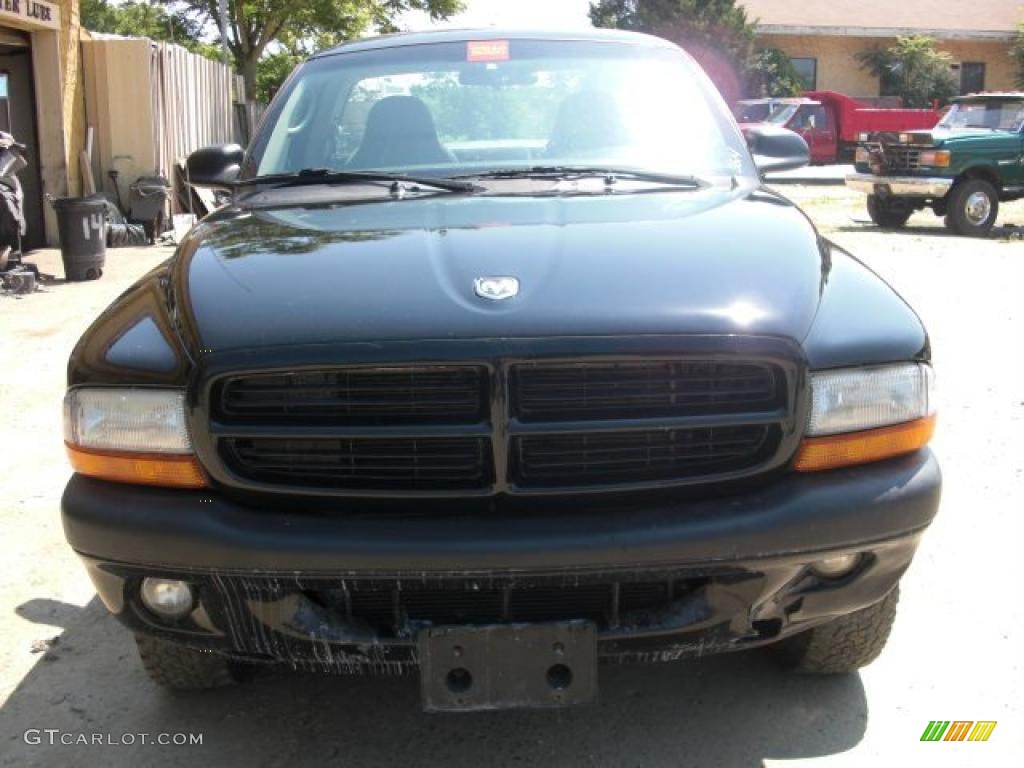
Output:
[418, 621, 597, 712]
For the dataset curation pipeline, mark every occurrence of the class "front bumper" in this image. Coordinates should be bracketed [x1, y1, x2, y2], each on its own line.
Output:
[846, 173, 953, 198]
[63, 450, 940, 669]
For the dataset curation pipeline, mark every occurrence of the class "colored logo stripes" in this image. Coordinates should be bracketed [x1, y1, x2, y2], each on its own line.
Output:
[921, 721, 997, 742]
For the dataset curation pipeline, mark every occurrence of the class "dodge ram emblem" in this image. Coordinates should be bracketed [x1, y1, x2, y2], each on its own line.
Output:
[474, 276, 519, 301]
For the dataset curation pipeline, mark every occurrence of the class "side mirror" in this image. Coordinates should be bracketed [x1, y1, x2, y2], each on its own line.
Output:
[185, 144, 244, 189]
[745, 125, 810, 174]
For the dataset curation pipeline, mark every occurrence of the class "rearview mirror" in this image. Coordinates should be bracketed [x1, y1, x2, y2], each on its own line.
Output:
[745, 125, 810, 175]
[185, 144, 244, 189]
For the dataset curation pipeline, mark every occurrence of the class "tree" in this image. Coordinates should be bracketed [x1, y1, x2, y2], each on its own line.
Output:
[748, 47, 803, 97]
[856, 36, 957, 108]
[161, 1, 464, 102]
[589, 0, 761, 102]
[1013, 24, 1024, 89]
[80, 0, 218, 59]
[255, 51, 299, 103]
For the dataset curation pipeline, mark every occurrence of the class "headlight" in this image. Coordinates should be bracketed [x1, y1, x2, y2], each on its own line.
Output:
[63, 388, 206, 487]
[795, 363, 935, 472]
[64, 388, 192, 453]
[807, 364, 934, 436]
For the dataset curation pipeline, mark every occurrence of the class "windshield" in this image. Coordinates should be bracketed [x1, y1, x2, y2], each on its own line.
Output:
[938, 100, 1024, 132]
[248, 39, 755, 183]
[734, 102, 771, 123]
[765, 104, 799, 126]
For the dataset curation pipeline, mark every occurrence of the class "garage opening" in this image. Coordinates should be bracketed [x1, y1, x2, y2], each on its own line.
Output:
[0, 30, 45, 250]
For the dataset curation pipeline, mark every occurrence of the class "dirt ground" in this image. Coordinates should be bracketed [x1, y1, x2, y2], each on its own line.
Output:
[1, 187, 1022, 767]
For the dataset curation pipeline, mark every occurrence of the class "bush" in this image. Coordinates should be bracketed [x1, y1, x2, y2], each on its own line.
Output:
[748, 47, 803, 97]
[856, 36, 957, 108]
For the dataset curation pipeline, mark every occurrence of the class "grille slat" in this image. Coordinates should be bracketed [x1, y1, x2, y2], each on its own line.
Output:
[222, 436, 493, 491]
[218, 366, 486, 425]
[515, 425, 775, 487]
[513, 361, 782, 421]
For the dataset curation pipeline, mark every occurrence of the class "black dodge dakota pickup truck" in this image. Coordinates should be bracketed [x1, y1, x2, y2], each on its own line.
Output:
[61, 29, 940, 711]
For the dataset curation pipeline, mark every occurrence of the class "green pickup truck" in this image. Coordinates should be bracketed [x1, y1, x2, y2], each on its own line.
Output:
[846, 93, 1024, 236]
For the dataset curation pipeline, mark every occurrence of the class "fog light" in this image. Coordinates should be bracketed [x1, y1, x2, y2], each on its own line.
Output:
[140, 578, 195, 619]
[811, 554, 860, 578]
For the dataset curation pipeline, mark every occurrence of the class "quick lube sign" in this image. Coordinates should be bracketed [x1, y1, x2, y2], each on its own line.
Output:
[0, 0, 60, 31]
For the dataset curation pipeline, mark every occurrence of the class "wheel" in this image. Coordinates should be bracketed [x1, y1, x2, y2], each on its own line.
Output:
[135, 635, 242, 690]
[773, 586, 899, 674]
[866, 195, 912, 228]
[944, 179, 999, 237]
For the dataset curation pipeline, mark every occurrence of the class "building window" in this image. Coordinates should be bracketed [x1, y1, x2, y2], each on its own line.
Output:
[789, 58, 817, 91]
[880, 72, 902, 99]
[960, 62, 986, 95]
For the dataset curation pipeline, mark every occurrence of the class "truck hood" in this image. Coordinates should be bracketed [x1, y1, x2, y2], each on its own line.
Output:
[898, 128, 1011, 147]
[174, 186, 830, 352]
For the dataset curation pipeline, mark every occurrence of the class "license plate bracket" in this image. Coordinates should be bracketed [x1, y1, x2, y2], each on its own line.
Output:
[418, 621, 597, 712]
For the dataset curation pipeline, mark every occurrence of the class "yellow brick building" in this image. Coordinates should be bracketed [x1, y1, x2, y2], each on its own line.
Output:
[741, 0, 1023, 98]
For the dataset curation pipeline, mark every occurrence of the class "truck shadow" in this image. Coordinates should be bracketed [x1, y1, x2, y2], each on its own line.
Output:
[3, 596, 868, 767]
[835, 222, 1023, 239]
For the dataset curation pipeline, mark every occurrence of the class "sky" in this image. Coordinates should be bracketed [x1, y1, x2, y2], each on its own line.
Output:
[400, 0, 594, 31]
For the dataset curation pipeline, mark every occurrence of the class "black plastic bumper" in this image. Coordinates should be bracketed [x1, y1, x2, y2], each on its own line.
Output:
[62, 450, 940, 668]
[64, 450, 939, 572]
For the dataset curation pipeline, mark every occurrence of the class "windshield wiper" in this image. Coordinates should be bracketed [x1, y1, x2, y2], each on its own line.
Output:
[236, 168, 481, 193]
[455, 166, 710, 188]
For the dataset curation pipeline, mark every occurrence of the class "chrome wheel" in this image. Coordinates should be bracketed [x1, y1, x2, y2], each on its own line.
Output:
[964, 190, 993, 226]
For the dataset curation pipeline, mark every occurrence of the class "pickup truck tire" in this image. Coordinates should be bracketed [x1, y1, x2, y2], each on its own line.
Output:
[135, 635, 241, 690]
[773, 585, 899, 674]
[945, 179, 999, 237]
[866, 195, 912, 228]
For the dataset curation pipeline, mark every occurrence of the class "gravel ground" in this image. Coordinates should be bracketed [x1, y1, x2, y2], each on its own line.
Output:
[1, 187, 1021, 767]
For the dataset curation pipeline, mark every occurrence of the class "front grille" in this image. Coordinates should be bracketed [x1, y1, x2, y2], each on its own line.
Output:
[221, 436, 493, 491]
[312, 575, 701, 631]
[216, 366, 486, 425]
[513, 361, 782, 421]
[883, 146, 922, 171]
[207, 354, 794, 495]
[515, 425, 777, 487]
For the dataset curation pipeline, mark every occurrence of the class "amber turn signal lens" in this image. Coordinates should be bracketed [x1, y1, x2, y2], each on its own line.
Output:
[919, 150, 951, 168]
[794, 415, 936, 472]
[66, 443, 207, 488]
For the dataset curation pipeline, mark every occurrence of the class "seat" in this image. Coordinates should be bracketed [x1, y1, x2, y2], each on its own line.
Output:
[347, 96, 455, 169]
[545, 90, 629, 159]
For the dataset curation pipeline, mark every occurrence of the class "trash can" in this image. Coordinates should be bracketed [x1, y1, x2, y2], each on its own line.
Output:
[53, 194, 107, 281]
[129, 175, 171, 244]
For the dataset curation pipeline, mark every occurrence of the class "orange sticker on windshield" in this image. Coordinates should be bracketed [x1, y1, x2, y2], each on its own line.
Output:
[467, 40, 510, 62]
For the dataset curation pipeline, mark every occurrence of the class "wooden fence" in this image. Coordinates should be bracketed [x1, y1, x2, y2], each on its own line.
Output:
[83, 37, 254, 217]
[151, 41, 236, 192]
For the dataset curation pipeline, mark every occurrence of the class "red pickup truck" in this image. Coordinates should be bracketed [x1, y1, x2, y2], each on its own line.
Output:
[736, 91, 942, 164]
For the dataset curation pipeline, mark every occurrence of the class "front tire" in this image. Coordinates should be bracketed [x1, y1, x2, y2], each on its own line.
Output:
[945, 179, 999, 237]
[866, 195, 912, 228]
[774, 586, 899, 674]
[135, 635, 241, 690]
